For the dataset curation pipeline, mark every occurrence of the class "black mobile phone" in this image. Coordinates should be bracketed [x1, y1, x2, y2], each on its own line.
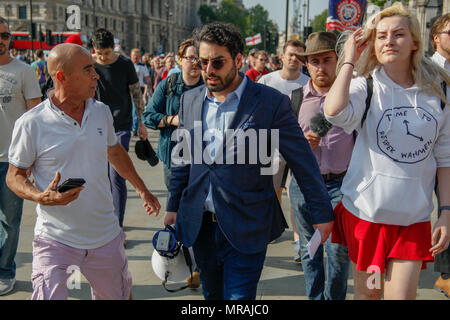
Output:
[56, 178, 86, 193]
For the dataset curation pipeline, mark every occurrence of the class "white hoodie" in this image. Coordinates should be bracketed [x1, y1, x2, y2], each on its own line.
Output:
[326, 66, 450, 226]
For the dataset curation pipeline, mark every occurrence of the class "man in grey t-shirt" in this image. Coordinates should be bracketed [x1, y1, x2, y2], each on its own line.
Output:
[0, 16, 41, 295]
[258, 39, 309, 263]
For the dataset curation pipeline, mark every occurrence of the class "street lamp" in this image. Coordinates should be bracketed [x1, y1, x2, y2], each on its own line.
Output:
[164, 1, 173, 53]
[5, 4, 11, 25]
[29, 0, 34, 53]
[285, 0, 289, 43]
[93, 0, 96, 29]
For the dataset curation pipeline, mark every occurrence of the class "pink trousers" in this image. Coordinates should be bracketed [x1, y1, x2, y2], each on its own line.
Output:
[31, 231, 132, 300]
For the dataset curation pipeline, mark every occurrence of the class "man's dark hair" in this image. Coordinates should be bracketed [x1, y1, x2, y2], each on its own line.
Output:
[193, 22, 244, 59]
[35, 49, 44, 58]
[271, 56, 280, 66]
[92, 28, 114, 49]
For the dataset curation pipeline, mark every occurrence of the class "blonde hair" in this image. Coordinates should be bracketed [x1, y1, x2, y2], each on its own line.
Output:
[338, 2, 449, 103]
[131, 48, 141, 55]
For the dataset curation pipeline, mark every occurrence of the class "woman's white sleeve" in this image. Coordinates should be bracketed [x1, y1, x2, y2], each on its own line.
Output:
[325, 76, 369, 134]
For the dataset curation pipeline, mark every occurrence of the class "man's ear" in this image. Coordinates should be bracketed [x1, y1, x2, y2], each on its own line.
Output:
[235, 52, 243, 70]
[55, 70, 65, 83]
[432, 34, 440, 49]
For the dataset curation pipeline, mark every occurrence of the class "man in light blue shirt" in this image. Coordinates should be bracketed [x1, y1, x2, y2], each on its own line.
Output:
[165, 22, 334, 300]
[202, 76, 248, 213]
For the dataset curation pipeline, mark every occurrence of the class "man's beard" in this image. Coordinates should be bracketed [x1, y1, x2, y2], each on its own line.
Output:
[313, 73, 335, 89]
[0, 44, 7, 56]
[203, 63, 237, 93]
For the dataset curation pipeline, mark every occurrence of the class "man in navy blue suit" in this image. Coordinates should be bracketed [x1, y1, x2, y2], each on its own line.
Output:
[164, 22, 334, 300]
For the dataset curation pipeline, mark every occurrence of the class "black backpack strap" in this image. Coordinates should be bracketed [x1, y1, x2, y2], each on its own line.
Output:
[441, 81, 447, 110]
[361, 75, 373, 128]
[280, 87, 304, 188]
[164, 72, 180, 98]
[290, 86, 304, 117]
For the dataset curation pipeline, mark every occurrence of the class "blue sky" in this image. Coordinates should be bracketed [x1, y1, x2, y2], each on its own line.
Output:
[242, 0, 329, 31]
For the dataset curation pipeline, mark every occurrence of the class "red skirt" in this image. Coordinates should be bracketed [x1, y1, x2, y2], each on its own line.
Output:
[332, 201, 434, 274]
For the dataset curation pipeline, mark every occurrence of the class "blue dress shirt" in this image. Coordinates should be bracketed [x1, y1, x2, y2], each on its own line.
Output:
[202, 76, 248, 213]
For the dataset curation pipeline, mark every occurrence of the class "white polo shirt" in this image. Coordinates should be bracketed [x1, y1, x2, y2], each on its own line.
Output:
[9, 96, 121, 249]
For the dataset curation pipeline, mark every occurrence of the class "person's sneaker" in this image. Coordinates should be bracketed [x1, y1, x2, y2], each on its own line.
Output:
[434, 276, 450, 298]
[293, 240, 301, 263]
[0, 278, 16, 296]
[187, 271, 201, 289]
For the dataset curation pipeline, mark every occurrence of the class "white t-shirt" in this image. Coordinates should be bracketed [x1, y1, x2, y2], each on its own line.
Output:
[258, 70, 310, 189]
[258, 70, 310, 96]
[134, 63, 149, 88]
[0, 58, 41, 162]
[9, 97, 121, 249]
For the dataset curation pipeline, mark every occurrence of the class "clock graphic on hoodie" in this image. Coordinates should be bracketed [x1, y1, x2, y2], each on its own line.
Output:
[376, 106, 438, 164]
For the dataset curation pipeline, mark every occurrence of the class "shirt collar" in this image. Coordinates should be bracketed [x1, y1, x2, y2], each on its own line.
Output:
[204, 75, 248, 103]
[432, 51, 449, 70]
[46, 89, 91, 115]
[303, 79, 328, 98]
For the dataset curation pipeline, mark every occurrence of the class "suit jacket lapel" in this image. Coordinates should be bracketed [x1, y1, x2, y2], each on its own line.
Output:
[228, 78, 260, 131]
[192, 86, 207, 125]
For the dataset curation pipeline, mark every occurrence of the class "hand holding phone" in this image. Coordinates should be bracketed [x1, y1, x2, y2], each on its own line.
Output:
[56, 178, 86, 193]
[38, 173, 85, 206]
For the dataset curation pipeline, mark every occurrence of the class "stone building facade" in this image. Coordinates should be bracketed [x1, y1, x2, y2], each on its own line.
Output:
[408, 0, 450, 54]
[0, 0, 203, 54]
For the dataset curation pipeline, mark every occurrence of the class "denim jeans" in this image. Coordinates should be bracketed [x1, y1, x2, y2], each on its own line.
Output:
[0, 162, 24, 279]
[289, 175, 350, 300]
[132, 103, 139, 132]
[108, 131, 131, 227]
[192, 215, 267, 300]
[163, 163, 171, 190]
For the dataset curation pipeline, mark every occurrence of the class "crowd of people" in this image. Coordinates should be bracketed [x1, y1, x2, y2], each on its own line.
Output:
[0, 2, 449, 301]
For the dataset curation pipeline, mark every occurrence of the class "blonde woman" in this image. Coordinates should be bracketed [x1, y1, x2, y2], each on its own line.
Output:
[324, 3, 450, 300]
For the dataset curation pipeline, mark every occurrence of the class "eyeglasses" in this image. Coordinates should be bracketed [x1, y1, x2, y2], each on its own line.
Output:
[438, 30, 450, 36]
[199, 58, 227, 71]
[182, 56, 199, 64]
[0, 32, 11, 40]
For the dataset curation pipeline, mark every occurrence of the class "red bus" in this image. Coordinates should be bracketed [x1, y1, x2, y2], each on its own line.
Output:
[11, 31, 88, 50]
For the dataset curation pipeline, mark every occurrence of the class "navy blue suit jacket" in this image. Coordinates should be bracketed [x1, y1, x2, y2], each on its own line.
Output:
[167, 77, 334, 254]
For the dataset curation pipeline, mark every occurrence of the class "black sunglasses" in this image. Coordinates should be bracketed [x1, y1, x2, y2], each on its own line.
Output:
[438, 30, 450, 36]
[199, 58, 227, 71]
[0, 32, 11, 40]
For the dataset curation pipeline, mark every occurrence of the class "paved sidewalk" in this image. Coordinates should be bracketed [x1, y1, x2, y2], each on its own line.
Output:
[0, 130, 447, 300]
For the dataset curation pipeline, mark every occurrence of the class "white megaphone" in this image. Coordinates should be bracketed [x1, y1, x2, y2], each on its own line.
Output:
[151, 225, 197, 292]
[151, 247, 197, 283]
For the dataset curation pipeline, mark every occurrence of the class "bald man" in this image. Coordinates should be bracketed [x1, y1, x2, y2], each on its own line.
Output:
[6, 43, 161, 300]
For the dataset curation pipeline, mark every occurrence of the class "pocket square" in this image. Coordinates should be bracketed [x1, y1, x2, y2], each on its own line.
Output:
[241, 121, 256, 131]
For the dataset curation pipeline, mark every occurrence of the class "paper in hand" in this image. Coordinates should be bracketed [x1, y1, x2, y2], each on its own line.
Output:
[306, 229, 322, 259]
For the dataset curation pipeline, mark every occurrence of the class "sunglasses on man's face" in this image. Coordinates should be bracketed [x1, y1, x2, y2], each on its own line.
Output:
[0, 32, 11, 40]
[199, 58, 227, 71]
[439, 30, 450, 36]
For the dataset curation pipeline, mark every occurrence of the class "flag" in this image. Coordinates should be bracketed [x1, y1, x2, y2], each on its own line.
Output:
[326, 0, 367, 32]
[245, 33, 262, 46]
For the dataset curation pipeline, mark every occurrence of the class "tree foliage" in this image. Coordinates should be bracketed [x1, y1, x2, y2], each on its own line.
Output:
[311, 9, 328, 33]
[198, 5, 216, 24]
[369, 0, 409, 7]
[197, 0, 279, 54]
